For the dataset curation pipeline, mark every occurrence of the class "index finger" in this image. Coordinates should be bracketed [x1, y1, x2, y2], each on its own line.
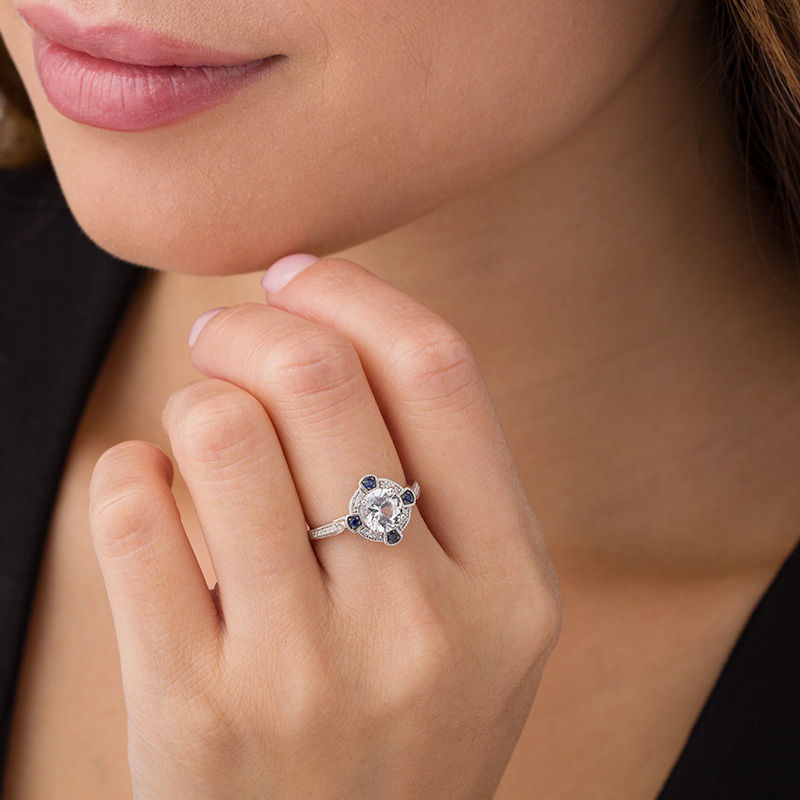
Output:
[261, 255, 546, 572]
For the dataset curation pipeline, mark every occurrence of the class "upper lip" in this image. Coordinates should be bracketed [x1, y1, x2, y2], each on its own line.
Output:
[17, 4, 268, 66]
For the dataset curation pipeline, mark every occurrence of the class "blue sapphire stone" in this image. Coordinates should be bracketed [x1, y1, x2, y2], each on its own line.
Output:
[387, 530, 401, 544]
[401, 489, 415, 505]
[361, 476, 377, 490]
[347, 515, 362, 530]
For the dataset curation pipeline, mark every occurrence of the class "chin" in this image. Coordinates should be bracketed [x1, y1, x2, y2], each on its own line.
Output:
[43, 143, 406, 275]
[53, 176, 434, 276]
[39, 115, 506, 276]
[60, 188, 333, 275]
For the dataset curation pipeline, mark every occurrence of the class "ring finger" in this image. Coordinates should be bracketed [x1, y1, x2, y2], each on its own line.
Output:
[187, 302, 447, 589]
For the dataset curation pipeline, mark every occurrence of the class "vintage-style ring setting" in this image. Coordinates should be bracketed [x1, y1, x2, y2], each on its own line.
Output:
[308, 474, 420, 546]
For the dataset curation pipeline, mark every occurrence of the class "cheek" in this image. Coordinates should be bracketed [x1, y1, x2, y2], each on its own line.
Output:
[0, 0, 678, 274]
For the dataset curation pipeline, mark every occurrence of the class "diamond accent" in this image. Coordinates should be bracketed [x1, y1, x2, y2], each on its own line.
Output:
[308, 518, 347, 539]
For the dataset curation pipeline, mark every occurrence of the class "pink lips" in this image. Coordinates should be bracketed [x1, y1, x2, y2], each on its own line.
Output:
[19, 5, 282, 131]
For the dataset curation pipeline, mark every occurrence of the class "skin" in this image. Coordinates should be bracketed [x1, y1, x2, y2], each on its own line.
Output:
[2, 0, 800, 796]
[97, 276, 563, 799]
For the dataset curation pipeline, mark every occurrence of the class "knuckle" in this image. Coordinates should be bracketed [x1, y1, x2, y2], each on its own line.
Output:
[387, 318, 481, 408]
[132, 676, 237, 759]
[168, 669, 228, 739]
[222, 614, 338, 738]
[89, 441, 173, 560]
[505, 568, 563, 668]
[226, 640, 336, 741]
[167, 699, 233, 754]
[280, 654, 337, 737]
[89, 481, 170, 561]
[265, 327, 362, 402]
[302, 259, 354, 299]
[540, 586, 563, 655]
[91, 440, 164, 488]
[386, 595, 457, 703]
[168, 380, 267, 462]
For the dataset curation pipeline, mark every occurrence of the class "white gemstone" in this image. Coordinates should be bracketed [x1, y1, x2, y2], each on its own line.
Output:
[360, 489, 402, 533]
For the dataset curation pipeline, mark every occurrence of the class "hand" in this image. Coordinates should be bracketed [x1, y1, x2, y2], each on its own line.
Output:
[88, 255, 561, 800]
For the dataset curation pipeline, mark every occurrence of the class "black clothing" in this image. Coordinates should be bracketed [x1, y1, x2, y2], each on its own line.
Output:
[1, 160, 798, 797]
[0, 160, 148, 786]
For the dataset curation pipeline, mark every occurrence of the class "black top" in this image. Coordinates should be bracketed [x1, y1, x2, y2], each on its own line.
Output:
[1, 160, 798, 798]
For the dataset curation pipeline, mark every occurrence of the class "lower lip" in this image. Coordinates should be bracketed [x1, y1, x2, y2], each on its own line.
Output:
[31, 33, 279, 131]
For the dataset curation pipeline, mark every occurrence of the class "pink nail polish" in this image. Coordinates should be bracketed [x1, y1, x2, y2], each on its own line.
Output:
[261, 253, 320, 294]
[187, 307, 227, 347]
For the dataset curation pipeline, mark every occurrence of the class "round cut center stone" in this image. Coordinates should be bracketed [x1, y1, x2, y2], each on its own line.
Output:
[360, 489, 403, 533]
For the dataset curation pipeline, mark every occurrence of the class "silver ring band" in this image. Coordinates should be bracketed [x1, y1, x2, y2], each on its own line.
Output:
[308, 474, 420, 546]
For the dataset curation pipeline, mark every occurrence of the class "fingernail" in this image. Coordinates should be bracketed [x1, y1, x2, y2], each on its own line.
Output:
[187, 306, 227, 348]
[261, 253, 320, 294]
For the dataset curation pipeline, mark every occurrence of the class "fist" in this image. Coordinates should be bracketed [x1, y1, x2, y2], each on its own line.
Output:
[88, 255, 561, 800]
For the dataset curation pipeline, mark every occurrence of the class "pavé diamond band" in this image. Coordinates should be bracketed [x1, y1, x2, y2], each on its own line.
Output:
[308, 474, 420, 546]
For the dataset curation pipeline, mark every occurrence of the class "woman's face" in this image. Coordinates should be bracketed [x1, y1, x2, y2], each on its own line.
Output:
[1, 0, 679, 274]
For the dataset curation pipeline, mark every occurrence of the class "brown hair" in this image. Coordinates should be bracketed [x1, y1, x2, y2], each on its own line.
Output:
[1, 2, 799, 255]
[713, 0, 800, 265]
[0, 37, 46, 166]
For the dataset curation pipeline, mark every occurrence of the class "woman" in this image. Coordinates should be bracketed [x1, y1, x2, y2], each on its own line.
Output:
[0, 0, 798, 796]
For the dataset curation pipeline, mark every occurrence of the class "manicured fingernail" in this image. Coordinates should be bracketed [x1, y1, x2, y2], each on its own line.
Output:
[261, 253, 320, 294]
[187, 306, 227, 348]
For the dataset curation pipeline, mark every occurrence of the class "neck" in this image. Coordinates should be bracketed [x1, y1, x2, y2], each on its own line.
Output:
[149, 1, 800, 578]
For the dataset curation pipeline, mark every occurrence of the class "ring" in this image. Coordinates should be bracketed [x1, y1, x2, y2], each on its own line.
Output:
[308, 474, 420, 546]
